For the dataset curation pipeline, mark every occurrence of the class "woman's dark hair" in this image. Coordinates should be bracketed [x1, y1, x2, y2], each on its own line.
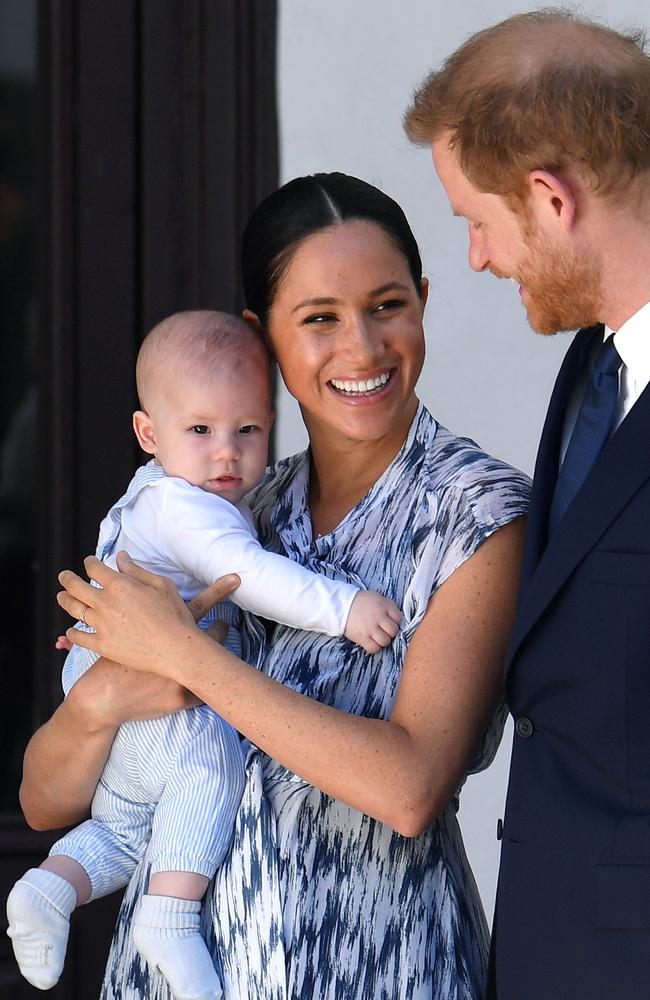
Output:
[241, 172, 423, 323]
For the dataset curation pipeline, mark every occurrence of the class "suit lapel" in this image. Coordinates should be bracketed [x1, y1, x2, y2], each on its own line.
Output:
[520, 325, 601, 589]
[508, 374, 650, 669]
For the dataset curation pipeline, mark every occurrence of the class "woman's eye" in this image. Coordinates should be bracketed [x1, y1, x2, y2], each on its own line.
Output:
[375, 298, 404, 313]
[191, 425, 210, 435]
[303, 312, 336, 325]
[239, 425, 258, 435]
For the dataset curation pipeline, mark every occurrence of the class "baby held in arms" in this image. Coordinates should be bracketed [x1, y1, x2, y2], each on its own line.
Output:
[6, 310, 401, 999]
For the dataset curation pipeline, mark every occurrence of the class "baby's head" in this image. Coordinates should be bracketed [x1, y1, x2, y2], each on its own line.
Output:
[133, 310, 273, 504]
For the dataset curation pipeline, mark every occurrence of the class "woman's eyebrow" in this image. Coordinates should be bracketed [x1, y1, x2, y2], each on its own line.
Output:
[370, 282, 411, 296]
[291, 282, 411, 314]
[292, 297, 338, 313]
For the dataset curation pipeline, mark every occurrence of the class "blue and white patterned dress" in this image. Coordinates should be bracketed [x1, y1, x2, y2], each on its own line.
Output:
[100, 404, 530, 1000]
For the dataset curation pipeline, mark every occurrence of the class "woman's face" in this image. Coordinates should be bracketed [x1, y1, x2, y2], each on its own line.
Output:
[265, 220, 427, 447]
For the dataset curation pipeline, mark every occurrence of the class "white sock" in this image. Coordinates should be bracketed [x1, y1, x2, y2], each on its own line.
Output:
[133, 894, 222, 1000]
[6, 868, 77, 990]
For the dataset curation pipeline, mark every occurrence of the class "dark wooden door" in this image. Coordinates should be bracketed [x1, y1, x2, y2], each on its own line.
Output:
[0, 1, 277, 993]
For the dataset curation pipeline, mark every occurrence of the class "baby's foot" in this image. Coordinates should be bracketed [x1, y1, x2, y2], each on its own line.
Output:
[133, 895, 222, 1000]
[6, 869, 76, 990]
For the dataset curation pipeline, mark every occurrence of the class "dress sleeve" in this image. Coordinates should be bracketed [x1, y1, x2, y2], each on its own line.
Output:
[144, 480, 359, 637]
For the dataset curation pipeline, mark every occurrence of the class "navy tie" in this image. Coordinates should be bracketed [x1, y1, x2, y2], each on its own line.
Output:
[549, 334, 622, 530]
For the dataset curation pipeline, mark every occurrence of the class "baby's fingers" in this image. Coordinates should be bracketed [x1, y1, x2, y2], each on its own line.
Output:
[385, 602, 402, 625]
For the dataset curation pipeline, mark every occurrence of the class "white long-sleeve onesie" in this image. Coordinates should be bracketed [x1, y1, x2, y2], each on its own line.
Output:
[52, 461, 359, 901]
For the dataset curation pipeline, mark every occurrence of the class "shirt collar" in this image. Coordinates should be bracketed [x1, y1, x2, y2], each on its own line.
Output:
[606, 300, 650, 384]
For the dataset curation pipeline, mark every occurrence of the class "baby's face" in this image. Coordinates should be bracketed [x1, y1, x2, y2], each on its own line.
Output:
[147, 359, 273, 504]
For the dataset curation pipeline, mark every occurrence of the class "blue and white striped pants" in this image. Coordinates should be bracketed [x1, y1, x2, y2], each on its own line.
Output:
[52, 640, 245, 902]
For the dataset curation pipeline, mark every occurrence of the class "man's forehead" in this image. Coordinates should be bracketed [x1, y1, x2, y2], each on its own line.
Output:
[431, 136, 475, 210]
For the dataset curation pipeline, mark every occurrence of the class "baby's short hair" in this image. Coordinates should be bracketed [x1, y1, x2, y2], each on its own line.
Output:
[136, 310, 269, 410]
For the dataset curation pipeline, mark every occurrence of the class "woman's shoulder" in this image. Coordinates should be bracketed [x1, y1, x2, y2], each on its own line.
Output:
[246, 450, 309, 517]
[425, 421, 531, 494]
[417, 417, 531, 532]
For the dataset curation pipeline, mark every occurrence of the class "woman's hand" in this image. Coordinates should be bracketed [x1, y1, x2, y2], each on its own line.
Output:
[57, 552, 240, 678]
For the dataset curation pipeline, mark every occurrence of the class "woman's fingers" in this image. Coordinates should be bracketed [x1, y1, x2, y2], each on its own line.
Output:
[186, 574, 241, 623]
[58, 568, 100, 606]
[56, 589, 92, 624]
[113, 550, 171, 589]
[204, 621, 229, 645]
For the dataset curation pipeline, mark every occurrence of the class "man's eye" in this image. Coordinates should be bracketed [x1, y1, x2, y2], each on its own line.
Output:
[191, 425, 209, 435]
[239, 425, 258, 435]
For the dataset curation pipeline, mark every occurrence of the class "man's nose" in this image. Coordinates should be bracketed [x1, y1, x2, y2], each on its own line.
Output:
[468, 223, 489, 273]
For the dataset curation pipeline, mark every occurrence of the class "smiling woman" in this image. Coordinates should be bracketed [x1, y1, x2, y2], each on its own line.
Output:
[30, 173, 530, 1000]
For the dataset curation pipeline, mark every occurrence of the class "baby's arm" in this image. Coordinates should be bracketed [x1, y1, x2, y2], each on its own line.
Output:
[151, 482, 401, 651]
[344, 591, 401, 653]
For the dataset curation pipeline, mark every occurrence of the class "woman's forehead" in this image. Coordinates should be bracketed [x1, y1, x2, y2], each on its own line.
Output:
[279, 220, 412, 289]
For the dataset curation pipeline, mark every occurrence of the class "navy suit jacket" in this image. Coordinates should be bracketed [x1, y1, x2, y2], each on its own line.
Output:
[489, 325, 650, 999]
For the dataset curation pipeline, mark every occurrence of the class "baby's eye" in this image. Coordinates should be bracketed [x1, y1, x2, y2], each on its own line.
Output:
[239, 425, 258, 435]
[191, 425, 210, 435]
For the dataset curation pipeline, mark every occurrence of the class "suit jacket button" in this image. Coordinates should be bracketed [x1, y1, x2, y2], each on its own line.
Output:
[516, 716, 534, 738]
[496, 818, 504, 841]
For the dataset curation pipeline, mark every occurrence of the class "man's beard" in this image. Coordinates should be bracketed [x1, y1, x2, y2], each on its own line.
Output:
[515, 228, 603, 336]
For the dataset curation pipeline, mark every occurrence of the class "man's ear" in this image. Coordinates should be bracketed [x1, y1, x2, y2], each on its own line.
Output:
[527, 169, 577, 232]
[133, 410, 157, 455]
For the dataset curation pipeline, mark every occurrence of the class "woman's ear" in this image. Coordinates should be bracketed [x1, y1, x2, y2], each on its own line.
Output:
[242, 308, 262, 332]
[133, 410, 157, 455]
[242, 308, 276, 362]
[420, 276, 429, 312]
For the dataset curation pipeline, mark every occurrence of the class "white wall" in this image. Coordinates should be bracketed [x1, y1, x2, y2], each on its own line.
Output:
[277, 0, 650, 920]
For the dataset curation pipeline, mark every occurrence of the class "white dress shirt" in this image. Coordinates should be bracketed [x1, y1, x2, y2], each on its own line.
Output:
[559, 300, 650, 465]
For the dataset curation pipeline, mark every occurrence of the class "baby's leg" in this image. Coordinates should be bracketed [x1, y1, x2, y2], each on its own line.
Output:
[133, 709, 244, 1000]
[7, 780, 152, 990]
[133, 873, 221, 1000]
[6, 860, 84, 990]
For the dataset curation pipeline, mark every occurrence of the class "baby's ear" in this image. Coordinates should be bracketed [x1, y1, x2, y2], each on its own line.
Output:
[132, 410, 157, 455]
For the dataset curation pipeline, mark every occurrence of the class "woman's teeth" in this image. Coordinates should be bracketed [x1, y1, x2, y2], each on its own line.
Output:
[330, 372, 391, 395]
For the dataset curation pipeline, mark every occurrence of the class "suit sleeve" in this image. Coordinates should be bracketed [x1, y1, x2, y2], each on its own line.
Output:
[145, 480, 359, 637]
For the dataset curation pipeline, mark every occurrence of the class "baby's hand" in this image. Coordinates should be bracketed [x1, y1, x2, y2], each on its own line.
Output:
[55, 634, 74, 652]
[344, 590, 401, 653]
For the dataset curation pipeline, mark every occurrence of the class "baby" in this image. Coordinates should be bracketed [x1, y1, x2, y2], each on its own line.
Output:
[7, 311, 401, 1000]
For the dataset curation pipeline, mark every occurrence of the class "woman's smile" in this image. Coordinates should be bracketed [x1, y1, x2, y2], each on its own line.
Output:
[328, 369, 394, 397]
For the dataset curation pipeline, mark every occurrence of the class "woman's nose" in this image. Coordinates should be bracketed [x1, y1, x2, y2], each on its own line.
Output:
[346, 315, 382, 364]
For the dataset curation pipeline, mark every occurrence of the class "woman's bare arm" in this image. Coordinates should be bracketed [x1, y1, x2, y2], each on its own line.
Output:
[20, 660, 201, 830]
[20, 582, 236, 831]
[58, 521, 525, 836]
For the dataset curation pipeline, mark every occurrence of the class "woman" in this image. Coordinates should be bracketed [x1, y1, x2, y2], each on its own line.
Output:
[26, 174, 529, 999]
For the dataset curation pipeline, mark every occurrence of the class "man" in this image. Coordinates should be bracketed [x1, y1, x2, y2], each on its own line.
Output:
[404, 9, 650, 1000]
